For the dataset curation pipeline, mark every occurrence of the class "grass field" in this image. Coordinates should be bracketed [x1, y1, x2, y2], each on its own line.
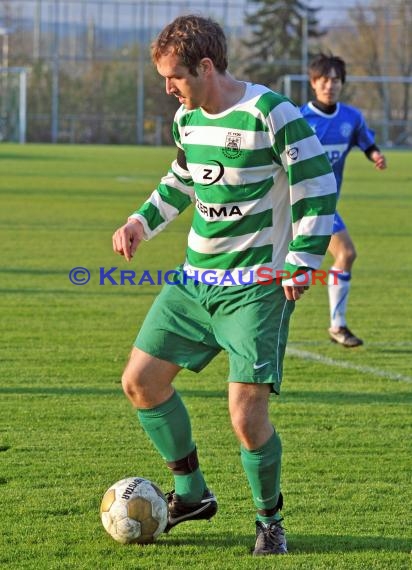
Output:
[0, 143, 411, 569]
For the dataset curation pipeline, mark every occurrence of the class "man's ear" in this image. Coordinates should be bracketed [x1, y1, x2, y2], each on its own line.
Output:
[199, 58, 213, 76]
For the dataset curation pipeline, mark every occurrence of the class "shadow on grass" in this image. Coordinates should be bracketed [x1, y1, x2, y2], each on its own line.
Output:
[282, 390, 412, 405]
[2, 385, 408, 403]
[288, 533, 410, 554]
[0, 386, 225, 398]
[160, 530, 410, 554]
[0, 267, 69, 275]
[0, 287, 156, 297]
[0, 152, 71, 161]
[0, 386, 122, 396]
[0, 187, 140, 199]
[377, 348, 412, 354]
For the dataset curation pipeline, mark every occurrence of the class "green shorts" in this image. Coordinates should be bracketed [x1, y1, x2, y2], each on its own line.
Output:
[135, 269, 295, 394]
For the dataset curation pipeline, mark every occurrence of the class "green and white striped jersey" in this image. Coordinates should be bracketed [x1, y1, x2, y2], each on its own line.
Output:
[130, 82, 337, 285]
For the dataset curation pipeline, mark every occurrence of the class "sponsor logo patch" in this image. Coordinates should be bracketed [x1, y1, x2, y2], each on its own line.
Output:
[287, 147, 299, 160]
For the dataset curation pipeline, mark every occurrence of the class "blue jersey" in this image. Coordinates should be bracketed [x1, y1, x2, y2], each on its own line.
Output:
[300, 102, 375, 195]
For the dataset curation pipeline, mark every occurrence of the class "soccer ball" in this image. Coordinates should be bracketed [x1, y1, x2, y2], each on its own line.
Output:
[100, 476, 168, 544]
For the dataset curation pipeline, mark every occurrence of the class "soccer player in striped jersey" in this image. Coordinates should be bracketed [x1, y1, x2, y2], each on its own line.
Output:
[301, 53, 387, 347]
[112, 15, 336, 556]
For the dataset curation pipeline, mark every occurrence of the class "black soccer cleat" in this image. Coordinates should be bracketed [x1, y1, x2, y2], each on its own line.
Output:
[253, 519, 287, 556]
[329, 326, 363, 348]
[164, 488, 218, 533]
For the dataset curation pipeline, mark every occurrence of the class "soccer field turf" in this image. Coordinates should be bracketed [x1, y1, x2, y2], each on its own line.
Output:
[0, 143, 411, 569]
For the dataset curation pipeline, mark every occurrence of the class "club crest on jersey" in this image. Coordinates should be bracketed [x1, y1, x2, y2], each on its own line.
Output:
[223, 131, 242, 159]
[340, 122, 352, 138]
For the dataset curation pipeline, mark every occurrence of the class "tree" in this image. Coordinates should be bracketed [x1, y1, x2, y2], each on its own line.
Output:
[242, 0, 324, 90]
[326, 0, 412, 145]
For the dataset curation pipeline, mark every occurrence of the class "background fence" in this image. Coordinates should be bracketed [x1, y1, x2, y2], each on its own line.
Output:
[0, 0, 411, 146]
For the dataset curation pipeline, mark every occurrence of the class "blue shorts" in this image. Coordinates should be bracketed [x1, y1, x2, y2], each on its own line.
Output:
[332, 211, 346, 234]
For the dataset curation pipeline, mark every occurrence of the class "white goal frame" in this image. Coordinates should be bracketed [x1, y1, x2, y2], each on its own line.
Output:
[0, 67, 28, 144]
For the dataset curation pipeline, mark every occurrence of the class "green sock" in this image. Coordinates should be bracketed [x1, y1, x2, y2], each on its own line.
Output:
[137, 391, 206, 502]
[240, 431, 282, 523]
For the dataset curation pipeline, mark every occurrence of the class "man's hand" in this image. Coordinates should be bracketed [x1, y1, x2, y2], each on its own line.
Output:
[370, 150, 387, 170]
[283, 285, 309, 301]
[112, 219, 144, 262]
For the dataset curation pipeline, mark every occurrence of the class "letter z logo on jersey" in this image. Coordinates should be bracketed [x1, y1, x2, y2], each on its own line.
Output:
[201, 160, 225, 186]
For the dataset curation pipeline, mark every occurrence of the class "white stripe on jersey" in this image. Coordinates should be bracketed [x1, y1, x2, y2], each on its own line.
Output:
[285, 251, 324, 268]
[290, 172, 337, 205]
[170, 159, 194, 185]
[268, 100, 303, 133]
[181, 125, 270, 150]
[194, 191, 273, 222]
[188, 226, 274, 254]
[148, 189, 180, 220]
[162, 165, 195, 198]
[281, 134, 328, 167]
[292, 214, 335, 237]
[188, 161, 275, 186]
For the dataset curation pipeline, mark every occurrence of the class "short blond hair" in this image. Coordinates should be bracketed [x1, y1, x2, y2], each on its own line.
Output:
[151, 15, 228, 76]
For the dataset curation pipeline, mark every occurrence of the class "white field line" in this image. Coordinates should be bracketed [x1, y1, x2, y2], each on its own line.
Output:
[286, 347, 412, 383]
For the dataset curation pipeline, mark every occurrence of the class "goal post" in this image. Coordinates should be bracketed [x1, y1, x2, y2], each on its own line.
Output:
[0, 67, 28, 144]
[280, 74, 412, 147]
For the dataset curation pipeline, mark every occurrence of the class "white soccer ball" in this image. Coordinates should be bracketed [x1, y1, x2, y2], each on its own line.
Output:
[100, 476, 168, 544]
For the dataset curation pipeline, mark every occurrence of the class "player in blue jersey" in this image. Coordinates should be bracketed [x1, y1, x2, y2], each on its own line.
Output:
[301, 53, 387, 347]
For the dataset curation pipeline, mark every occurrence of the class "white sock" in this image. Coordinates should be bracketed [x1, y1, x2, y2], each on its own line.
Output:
[328, 267, 351, 329]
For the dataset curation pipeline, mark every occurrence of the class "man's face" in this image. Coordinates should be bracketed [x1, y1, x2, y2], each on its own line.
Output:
[156, 50, 206, 111]
[310, 67, 343, 106]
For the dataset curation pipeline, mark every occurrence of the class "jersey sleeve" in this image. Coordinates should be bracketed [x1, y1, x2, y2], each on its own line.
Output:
[354, 111, 376, 151]
[269, 101, 337, 278]
[128, 110, 195, 240]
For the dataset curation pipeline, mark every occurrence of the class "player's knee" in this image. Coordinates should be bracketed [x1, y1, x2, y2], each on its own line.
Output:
[345, 244, 357, 265]
[229, 384, 272, 447]
[335, 245, 357, 268]
[230, 410, 244, 436]
[121, 362, 147, 403]
[121, 370, 139, 402]
[230, 411, 268, 449]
